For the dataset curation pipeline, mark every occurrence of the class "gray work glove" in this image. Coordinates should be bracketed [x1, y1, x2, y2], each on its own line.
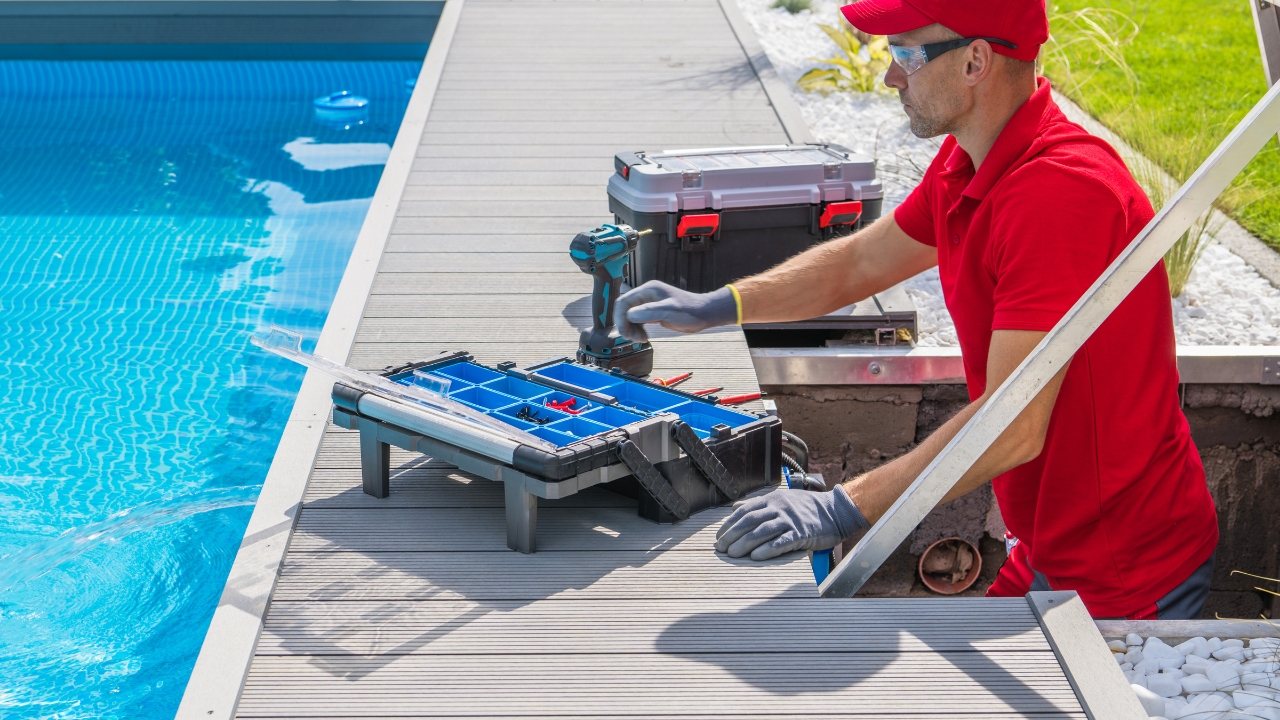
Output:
[614, 281, 738, 343]
[715, 487, 870, 561]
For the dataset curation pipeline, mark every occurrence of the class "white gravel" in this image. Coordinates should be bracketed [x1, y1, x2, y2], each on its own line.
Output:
[735, 0, 1280, 347]
[1118, 635, 1280, 719]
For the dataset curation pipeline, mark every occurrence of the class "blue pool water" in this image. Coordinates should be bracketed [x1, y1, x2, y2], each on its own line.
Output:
[0, 60, 418, 717]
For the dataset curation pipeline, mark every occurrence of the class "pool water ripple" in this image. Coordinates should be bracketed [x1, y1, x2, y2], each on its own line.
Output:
[0, 60, 417, 718]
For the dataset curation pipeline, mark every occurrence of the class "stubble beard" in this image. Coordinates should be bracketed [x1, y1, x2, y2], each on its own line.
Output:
[900, 88, 958, 140]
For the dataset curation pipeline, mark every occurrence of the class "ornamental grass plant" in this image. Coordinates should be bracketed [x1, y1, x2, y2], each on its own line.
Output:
[797, 20, 892, 94]
[1126, 122, 1227, 298]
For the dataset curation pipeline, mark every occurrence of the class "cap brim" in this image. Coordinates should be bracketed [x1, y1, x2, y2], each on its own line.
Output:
[840, 0, 932, 36]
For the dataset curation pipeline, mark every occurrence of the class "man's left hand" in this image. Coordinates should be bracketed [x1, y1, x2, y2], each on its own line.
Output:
[715, 486, 870, 561]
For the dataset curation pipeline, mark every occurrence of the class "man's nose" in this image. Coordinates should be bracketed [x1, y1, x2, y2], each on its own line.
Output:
[884, 61, 906, 90]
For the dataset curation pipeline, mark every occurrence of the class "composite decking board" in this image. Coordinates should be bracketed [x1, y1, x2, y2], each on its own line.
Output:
[242, 0, 1084, 716]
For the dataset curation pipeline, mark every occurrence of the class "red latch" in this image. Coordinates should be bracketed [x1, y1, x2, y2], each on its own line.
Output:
[620, 165, 630, 179]
[677, 213, 720, 238]
[819, 200, 863, 228]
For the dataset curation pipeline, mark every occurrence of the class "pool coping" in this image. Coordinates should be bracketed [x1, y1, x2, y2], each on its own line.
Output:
[173, 1, 465, 716]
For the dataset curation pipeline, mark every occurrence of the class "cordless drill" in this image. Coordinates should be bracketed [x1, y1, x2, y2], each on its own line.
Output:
[569, 223, 654, 376]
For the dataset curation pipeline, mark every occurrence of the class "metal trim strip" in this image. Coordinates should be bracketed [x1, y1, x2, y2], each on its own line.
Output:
[752, 346, 1280, 386]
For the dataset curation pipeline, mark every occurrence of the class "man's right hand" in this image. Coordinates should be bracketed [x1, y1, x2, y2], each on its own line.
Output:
[614, 281, 738, 342]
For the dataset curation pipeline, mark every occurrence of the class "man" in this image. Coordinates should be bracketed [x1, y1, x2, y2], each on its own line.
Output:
[613, 0, 1219, 619]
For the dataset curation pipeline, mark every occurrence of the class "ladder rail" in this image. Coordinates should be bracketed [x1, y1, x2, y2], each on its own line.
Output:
[819, 80, 1280, 598]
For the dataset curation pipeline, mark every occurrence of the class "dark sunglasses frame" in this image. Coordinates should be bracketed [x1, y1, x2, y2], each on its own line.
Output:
[921, 36, 1019, 62]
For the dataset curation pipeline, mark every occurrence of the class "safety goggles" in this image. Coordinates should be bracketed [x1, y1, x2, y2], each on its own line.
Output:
[888, 37, 1019, 75]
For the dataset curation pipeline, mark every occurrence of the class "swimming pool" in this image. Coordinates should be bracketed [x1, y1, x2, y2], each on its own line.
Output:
[0, 59, 417, 718]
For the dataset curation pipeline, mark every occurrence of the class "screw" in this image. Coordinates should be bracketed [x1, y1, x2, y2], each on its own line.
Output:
[868, 362, 882, 375]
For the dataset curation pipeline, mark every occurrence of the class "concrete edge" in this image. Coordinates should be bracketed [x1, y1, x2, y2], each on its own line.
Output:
[715, 0, 816, 145]
[1096, 619, 1280, 644]
[172, 0, 465, 716]
[751, 345, 1280, 385]
[1028, 591, 1149, 720]
[1052, 90, 1280, 290]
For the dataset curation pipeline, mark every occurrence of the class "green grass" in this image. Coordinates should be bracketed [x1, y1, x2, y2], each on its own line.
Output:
[1043, 0, 1280, 247]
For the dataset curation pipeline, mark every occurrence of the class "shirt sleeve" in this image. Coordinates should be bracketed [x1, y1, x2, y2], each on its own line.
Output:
[894, 182, 937, 247]
[892, 137, 956, 247]
[987, 161, 1134, 333]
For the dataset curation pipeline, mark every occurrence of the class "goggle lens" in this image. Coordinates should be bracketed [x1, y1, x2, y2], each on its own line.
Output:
[889, 45, 927, 75]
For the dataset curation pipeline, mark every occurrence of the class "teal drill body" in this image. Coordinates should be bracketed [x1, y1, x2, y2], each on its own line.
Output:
[569, 223, 653, 376]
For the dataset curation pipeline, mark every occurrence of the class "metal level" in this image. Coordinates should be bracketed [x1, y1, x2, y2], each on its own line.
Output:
[820, 79, 1280, 598]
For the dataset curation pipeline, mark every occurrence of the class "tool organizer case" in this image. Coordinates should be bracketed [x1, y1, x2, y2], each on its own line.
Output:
[607, 144, 882, 295]
[330, 351, 781, 552]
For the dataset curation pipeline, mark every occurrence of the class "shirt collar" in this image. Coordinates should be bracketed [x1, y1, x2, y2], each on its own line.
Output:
[960, 77, 1055, 201]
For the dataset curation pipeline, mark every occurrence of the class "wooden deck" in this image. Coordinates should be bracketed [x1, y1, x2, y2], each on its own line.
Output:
[228, 0, 1098, 716]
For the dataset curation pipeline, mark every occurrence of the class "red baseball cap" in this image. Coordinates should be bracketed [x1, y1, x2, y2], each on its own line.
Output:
[840, 0, 1048, 62]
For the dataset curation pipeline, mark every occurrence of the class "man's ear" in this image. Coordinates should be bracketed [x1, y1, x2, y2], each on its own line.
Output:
[962, 41, 995, 87]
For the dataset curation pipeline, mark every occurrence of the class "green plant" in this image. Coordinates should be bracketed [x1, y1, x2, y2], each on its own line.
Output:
[797, 22, 891, 94]
[1040, 6, 1141, 109]
[1126, 122, 1227, 298]
[771, 0, 811, 14]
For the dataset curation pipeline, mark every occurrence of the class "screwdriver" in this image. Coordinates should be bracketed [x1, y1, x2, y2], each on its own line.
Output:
[652, 372, 692, 387]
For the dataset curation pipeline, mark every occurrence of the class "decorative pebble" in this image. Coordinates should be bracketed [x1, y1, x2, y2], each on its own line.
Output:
[1164, 668, 1187, 682]
[1129, 633, 1146, 647]
[1149, 674, 1184, 698]
[1128, 648, 1148, 666]
[1137, 658, 1163, 675]
[1183, 674, 1217, 694]
[1234, 688, 1280, 708]
[1134, 683, 1169, 715]
[1176, 639, 1200, 655]
[1208, 663, 1244, 691]
[1215, 648, 1247, 661]
[1111, 639, 1132, 653]
[1185, 656, 1215, 675]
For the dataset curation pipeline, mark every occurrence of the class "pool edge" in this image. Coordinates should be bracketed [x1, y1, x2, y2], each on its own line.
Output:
[173, 1, 466, 716]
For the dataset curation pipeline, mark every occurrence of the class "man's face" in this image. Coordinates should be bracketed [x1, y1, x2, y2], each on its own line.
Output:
[884, 25, 968, 139]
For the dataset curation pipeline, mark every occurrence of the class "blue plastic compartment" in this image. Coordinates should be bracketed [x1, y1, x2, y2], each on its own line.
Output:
[391, 371, 472, 395]
[605, 382, 685, 413]
[537, 391, 595, 415]
[493, 416, 538, 432]
[581, 406, 644, 428]
[532, 363, 623, 391]
[548, 416, 612, 439]
[434, 362, 505, 385]
[482, 376, 553, 400]
[451, 386, 521, 411]
[666, 401, 755, 438]
[495, 401, 569, 427]
[530, 427, 577, 446]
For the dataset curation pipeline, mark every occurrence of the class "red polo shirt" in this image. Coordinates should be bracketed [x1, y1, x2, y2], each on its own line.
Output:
[894, 78, 1218, 618]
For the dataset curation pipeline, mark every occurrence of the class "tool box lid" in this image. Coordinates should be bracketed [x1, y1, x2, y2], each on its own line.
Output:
[608, 143, 882, 214]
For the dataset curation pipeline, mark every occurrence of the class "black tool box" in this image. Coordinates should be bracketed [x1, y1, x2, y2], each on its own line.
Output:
[330, 352, 782, 552]
[607, 143, 883, 294]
